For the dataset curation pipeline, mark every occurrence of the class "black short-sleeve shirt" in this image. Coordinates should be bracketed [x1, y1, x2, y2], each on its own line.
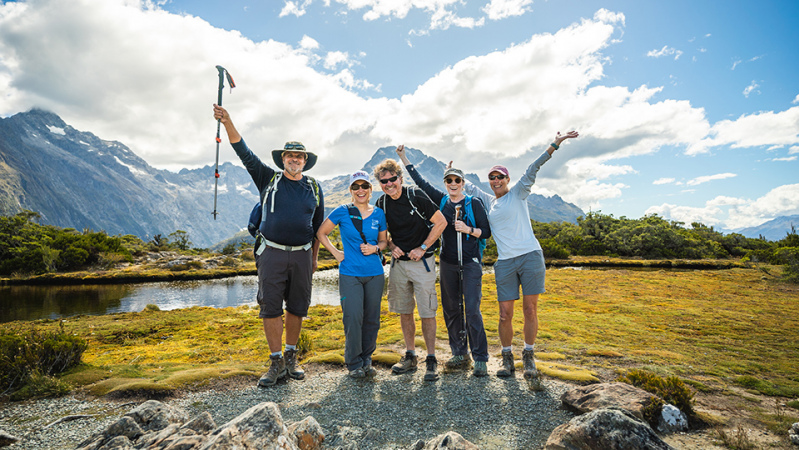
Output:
[378, 186, 439, 258]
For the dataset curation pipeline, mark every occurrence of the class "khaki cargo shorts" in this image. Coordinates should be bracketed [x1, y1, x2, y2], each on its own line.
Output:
[386, 256, 438, 318]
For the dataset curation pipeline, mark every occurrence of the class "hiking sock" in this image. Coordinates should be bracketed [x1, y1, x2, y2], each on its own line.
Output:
[407, 350, 416, 356]
[524, 343, 535, 351]
[270, 351, 282, 358]
[285, 344, 297, 352]
[502, 346, 512, 353]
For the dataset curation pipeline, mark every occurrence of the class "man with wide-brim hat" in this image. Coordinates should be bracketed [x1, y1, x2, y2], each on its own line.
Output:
[213, 104, 325, 388]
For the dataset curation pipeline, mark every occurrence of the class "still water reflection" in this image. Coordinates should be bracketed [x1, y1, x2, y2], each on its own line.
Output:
[0, 269, 346, 323]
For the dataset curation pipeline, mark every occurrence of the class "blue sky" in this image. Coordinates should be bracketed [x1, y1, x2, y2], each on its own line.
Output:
[1, 0, 797, 231]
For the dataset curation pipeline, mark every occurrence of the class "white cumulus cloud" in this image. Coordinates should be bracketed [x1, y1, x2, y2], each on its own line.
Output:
[482, 0, 534, 20]
[687, 173, 736, 186]
[647, 45, 683, 60]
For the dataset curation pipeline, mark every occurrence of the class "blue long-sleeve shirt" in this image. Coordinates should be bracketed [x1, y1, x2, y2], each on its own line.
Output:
[232, 139, 324, 246]
[405, 164, 491, 264]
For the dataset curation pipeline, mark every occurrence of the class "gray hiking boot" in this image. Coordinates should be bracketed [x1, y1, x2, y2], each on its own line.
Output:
[496, 350, 515, 378]
[473, 361, 488, 377]
[258, 354, 287, 387]
[363, 364, 377, 377]
[284, 349, 305, 380]
[424, 355, 439, 381]
[522, 349, 538, 379]
[445, 354, 471, 370]
[348, 367, 366, 379]
[391, 351, 418, 374]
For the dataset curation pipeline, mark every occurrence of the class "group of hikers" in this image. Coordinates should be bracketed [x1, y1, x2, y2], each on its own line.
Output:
[212, 104, 579, 387]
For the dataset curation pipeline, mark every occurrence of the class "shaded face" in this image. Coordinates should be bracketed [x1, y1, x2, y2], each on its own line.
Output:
[282, 151, 307, 174]
[489, 171, 509, 194]
[444, 175, 463, 197]
[378, 171, 402, 199]
[350, 181, 372, 203]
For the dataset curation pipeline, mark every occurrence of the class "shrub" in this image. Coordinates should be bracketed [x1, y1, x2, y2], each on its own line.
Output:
[0, 324, 87, 399]
[540, 238, 570, 260]
[297, 330, 314, 357]
[618, 369, 695, 417]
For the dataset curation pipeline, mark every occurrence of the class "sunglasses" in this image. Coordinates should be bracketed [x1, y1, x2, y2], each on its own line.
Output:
[488, 174, 507, 181]
[379, 175, 399, 185]
[350, 183, 371, 191]
[284, 143, 305, 150]
[445, 177, 462, 184]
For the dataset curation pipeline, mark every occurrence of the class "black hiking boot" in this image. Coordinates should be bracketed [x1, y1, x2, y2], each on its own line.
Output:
[284, 349, 305, 380]
[424, 355, 439, 381]
[258, 354, 287, 387]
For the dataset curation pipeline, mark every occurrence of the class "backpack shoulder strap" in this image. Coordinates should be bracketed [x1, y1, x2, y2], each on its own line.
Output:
[407, 187, 428, 221]
[439, 195, 449, 211]
[261, 172, 281, 221]
[347, 203, 368, 244]
[305, 175, 320, 207]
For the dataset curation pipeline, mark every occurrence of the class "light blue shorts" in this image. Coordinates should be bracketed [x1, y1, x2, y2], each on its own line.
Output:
[494, 250, 546, 302]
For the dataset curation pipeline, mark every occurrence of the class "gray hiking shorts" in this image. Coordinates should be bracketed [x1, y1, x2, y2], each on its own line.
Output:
[494, 250, 546, 302]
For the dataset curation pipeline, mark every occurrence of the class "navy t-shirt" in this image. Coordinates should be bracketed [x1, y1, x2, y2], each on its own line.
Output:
[232, 139, 324, 246]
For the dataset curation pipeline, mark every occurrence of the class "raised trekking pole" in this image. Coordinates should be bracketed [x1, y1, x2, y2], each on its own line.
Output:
[455, 205, 468, 349]
[212, 65, 236, 219]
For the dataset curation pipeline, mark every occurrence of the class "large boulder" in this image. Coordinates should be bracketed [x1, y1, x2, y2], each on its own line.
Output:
[199, 402, 297, 449]
[287, 416, 325, 450]
[789, 422, 799, 445]
[561, 383, 658, 420]
[545, 407, 675, 450]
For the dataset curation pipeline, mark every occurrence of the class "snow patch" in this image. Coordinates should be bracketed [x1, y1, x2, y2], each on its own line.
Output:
[113, 156, 147, 176]
[47, 125, 66, 135]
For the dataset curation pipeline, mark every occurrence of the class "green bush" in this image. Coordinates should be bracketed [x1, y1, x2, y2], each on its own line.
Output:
[0, 324, 87, 399]
[540, 238, 570, 260]
[618, 369, 695, 417]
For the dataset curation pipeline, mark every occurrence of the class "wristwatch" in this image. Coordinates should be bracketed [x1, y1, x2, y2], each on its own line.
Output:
[420, 243, 428, 251]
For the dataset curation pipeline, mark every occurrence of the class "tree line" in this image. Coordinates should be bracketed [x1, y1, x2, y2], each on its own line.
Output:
[1, 210, 797, 282]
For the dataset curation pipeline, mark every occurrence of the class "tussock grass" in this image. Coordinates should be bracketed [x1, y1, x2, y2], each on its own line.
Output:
[2, 266, 798, 403]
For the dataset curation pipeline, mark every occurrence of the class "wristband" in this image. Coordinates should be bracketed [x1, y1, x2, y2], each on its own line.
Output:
[550, 142, 559, 150]
[470, 226, 474, 235]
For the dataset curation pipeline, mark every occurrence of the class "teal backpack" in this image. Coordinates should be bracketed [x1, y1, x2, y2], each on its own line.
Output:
[439, 194, 486, 260]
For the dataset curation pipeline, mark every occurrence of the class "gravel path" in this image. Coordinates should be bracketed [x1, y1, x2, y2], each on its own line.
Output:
[0, 363, 576, 449]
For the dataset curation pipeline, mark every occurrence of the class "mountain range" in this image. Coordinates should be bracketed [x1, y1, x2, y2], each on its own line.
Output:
[1, 109, 580, 247]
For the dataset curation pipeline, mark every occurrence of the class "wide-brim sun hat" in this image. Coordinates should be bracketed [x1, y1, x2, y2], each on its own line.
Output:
[272, 141, 318, 171]
[443, 167, 465, 180]
[349, 170, 371, 187]
[488, 165, 509, 178]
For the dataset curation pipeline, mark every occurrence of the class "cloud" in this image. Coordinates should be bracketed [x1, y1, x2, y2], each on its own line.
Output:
[647, 184, 799, 229]
[327, 0, 483, 30]
[743, 80, 759, 98]
[483, 0, 534, 20]
[647, 45, 683, 60]
[687, 106, 799, 155]
[793, 94, 799, 104]
[280, 0, 312, 17]
[686, 173, 736, 186]
[789, 146, 799, 155]
[771, 156, 797, 162]
[653, 177, 675, 185]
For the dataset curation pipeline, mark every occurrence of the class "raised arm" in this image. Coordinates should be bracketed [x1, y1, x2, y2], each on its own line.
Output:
[396, 145, 446, 205]
[515, 131, 579, 197]
[213, 104, 242, 144]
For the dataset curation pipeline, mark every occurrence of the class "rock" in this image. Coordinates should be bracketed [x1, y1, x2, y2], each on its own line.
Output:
[657, 404, 688, 433]
[287, 416, 325, 450]
[545, 407, 674, 450]
[96, 435, 133, 449]
[423, 431, 479, 449]
[125, 400, 189, 432]
[561, 382, 658, 420]
[104, 416, 145, 442]
[200, 402, 298, 449]
[789, 422, 799, 445]
[0, 430, 21, 447]
[181, 412, 216, 434]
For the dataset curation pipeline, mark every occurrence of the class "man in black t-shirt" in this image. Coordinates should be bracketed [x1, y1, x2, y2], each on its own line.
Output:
[374, 159, 447, 381]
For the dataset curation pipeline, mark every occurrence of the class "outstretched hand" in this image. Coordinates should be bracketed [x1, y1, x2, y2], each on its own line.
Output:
[554, 130, 579, 145]
[395, 144, 411, 165]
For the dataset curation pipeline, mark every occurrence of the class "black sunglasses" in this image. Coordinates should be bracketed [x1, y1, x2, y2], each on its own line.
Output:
[350, 183, 371, 191]
[488, 174, 507, 180]
[445, 177, 462, 184]
[379, 175, 399, 185]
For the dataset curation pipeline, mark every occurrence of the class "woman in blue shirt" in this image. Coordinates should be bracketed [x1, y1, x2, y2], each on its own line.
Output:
[317, 171, 388, 378]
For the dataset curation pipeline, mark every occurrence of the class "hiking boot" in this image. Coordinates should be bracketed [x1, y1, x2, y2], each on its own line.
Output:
[363, 364, 377, 377]
[473, 361, 488, 377]
[348, 367, 366, 379]
[445, 354, 471, 370]
[258, 354, 287, 387]
[391, 351, 418, 374]
[496, 350, 515, 378]
[522, 349, 538, 379]
[284, 349, 305, 380]
[424, 355, 439, 381]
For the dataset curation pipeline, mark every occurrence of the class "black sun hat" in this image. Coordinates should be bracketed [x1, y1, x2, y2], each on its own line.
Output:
[271, 141, 318, 171]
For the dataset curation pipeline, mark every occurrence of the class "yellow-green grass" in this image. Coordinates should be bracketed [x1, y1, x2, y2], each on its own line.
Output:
[2, 266, 798, 399]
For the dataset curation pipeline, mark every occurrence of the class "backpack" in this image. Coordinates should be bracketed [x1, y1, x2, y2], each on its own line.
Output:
[439, 194, 487, 260]
[376, 186, 439, 255]
[247, 172, 320, 237]
[347, 204, 387, 265]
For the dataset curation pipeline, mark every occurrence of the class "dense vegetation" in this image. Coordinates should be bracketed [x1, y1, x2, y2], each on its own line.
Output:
[2, 209, 797, 282]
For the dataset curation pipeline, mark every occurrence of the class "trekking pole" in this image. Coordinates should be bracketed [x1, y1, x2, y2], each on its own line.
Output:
[455, 205, 467, 349]
[212, 65, 236, 219]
